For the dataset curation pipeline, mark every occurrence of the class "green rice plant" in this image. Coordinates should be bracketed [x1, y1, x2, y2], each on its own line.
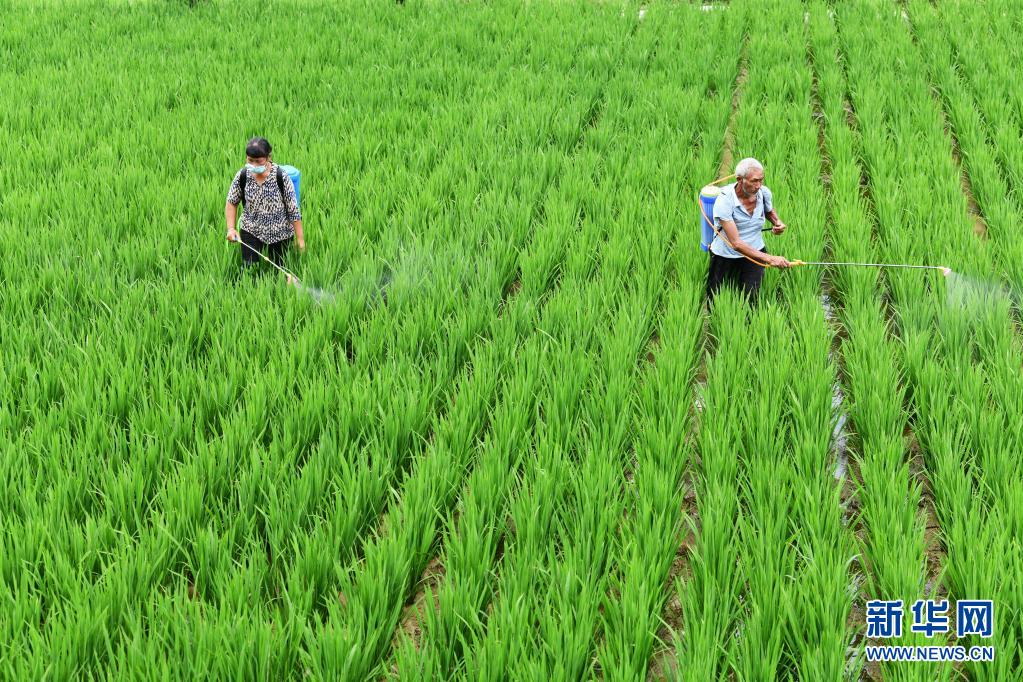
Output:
[591, 25, 733, 677]
[924, 0, 1023, 290]
[829, 1, 1022, 676]
[524, 236, 660, 678]
[905, 0, 1023, 298]
[351, 231, 621, 682]
[383, 126, 638, 680]
[937, 0, 1023, 262]
[301, 16, 641, 677]
[4, 0, 1023, 677]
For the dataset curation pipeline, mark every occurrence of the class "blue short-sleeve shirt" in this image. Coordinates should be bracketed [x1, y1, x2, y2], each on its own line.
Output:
[710, 183, 773, 258]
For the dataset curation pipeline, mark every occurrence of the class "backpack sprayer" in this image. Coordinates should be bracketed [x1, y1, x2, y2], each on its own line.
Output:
[699, 173, 952, 277]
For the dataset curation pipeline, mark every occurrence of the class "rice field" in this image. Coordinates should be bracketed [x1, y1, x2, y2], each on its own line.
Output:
[2, 0, 1021, 679]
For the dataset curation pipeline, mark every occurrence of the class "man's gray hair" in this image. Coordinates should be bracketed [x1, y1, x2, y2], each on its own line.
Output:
[735, 157, 764, 178]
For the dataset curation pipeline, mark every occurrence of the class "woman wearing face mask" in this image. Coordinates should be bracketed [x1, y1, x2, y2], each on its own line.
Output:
[225, 137, 305, 279]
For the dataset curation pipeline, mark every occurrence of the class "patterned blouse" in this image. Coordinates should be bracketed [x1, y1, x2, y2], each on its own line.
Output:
[226, 163, 302, 244]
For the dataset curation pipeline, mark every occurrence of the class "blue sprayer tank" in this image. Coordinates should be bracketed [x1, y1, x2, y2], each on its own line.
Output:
[700, 185, 720, 251]
[280, 165, 301, 206]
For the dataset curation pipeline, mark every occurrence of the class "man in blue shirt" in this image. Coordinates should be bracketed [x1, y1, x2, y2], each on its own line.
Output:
[707, 158, 791, 304]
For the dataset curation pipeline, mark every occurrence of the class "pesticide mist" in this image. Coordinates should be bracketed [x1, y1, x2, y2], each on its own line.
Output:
[943, 270, 1012, 313]
[291, 238, 475, 309]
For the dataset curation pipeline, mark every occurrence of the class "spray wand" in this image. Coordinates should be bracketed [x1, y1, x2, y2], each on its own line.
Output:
[789, 260, 953, 276]
[228, 233, 301, 286]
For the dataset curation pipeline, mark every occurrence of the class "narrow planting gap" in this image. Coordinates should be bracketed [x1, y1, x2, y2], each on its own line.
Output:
[803, 16, 866, 680]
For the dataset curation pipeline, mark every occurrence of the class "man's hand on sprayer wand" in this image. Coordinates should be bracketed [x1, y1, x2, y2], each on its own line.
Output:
[226, 227, 240, 243]
[768, 220, 788, 265]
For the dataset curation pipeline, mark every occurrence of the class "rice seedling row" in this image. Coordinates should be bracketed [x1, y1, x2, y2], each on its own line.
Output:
[494, 22, 702, 681]
[733, 3, 851, 678]
[392, 172, 631, 681]
[438, 31, 704, 674]
[594, 5, 741, 679]
[805, 4, 932, 676]
[387, 63, 669, 673]
[936, 0, 1023, 201]
[519, 188, 675, 680]
[664, 5, 758, 677]
[828, 3, 972, 675]
[900, 1, 1023, 664]
[457, 213, 625, 680]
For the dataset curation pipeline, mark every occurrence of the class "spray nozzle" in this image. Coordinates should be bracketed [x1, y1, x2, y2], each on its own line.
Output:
[941, 267, 952, 277]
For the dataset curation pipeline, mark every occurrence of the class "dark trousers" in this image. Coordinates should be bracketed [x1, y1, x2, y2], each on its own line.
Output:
[706, 247, 767, 305]
[239, 230, 293, 273]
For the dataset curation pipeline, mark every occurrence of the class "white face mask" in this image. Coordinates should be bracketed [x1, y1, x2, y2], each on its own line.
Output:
[246, 162, 267, 174]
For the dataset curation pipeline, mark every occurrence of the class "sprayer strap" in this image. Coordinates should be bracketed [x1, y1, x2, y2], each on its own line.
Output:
[238, 166, 287, 209]
[698, 187, 770, 269]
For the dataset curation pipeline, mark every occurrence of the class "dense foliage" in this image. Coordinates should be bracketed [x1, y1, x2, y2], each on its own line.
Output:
[2, 0, 1020, 679]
